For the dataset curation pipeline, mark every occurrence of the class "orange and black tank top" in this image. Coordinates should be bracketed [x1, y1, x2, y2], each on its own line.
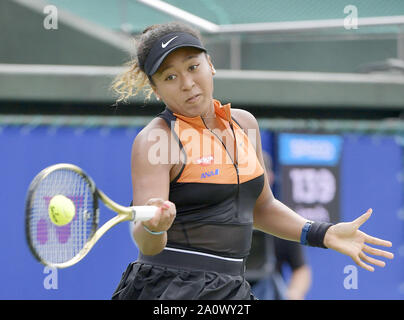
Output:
[158, 99, 265, 259]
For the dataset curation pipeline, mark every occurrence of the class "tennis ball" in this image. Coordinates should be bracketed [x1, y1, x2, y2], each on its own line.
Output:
[48, 195, 76, 226]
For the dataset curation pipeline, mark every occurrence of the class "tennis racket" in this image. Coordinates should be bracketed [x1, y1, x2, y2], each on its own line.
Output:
[25, 163, 158, 269]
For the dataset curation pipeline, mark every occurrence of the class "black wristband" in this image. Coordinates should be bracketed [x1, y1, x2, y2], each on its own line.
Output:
[306, 221, 333, 248]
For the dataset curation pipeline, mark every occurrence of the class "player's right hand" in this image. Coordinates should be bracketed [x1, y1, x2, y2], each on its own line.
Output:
[142, 198, 176, 234]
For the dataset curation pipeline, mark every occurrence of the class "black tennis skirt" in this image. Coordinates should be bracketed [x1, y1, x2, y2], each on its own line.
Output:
[111, 247, 255, 300]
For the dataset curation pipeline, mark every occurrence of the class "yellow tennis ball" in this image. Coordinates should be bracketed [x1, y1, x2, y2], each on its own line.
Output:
[48, 195, 76, 226]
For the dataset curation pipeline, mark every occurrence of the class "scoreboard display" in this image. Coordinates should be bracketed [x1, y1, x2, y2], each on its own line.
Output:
[278, 133, 343, 224]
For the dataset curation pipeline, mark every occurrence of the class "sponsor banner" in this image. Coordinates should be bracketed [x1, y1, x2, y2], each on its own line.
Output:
[279, 133, 343, 166]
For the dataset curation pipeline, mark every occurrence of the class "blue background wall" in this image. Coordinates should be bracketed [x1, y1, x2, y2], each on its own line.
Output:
[305, 134, 404, 299]
[0, 125, 403, 299]
[1, 125, 141, 299]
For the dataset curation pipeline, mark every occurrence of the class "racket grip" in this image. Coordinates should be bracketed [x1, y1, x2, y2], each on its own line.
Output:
[132, 206, 158, 221]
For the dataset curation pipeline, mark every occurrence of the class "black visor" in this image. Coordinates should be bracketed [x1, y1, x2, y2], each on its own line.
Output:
[143, 32, 207, 76]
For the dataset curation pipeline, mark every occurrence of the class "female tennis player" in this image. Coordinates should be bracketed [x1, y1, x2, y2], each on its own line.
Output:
[110, 22, 393, 300]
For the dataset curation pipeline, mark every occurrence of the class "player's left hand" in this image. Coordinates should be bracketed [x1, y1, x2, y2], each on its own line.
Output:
[323, 208, 394, 272]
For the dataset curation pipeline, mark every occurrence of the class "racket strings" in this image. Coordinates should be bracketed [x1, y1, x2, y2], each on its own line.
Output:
[28, 168, 95, 265]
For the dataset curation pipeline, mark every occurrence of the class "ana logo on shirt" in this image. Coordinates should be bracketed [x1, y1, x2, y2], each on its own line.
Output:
[201, 169, 219, 179]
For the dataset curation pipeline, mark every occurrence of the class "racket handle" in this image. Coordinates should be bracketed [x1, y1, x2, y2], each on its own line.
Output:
[132, 206, 158, 221]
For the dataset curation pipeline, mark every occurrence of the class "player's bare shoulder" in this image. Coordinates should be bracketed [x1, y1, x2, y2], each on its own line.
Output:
[231, 108, 259, 131]
[131, 116, 177, 167]
[231, 108, 260, 151]
[135, 117, 170, 142]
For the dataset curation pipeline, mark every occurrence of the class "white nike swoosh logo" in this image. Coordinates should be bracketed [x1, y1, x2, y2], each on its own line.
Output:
[162, 36, 178, 48]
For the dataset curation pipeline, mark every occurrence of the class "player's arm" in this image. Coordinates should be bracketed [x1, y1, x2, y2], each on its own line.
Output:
[131, 118, 176, 256]
[232, 109, 307, 242]
[233, 109, 393, 272]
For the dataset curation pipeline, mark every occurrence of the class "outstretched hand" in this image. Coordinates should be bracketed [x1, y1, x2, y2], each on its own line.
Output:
[323, 208, 394, 272]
